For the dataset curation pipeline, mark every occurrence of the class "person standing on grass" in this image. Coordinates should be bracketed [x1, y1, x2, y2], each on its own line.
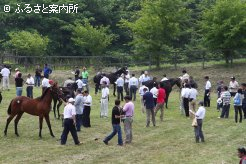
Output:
[129, 74, 138, 101]
[219, 86, 231, 119]
[43, 63, 52, 79]
[26, 74, 34, 98]
[190, 101, 205, 143]
[143, 88, 156, 127]
[122, 96, 134, 144]
[234, 89, 244, 123]
[76, 76, 86, 92]
[74, 66, 80, 81]
[41, 75, 49, 93]
[241, 83, 246, 119]
[103, 99, 123, 146]
[83, 91, 92, 127]
[14, 68, 21, 79]
[0, 65, 11, 91]
[155, 83, 166, 122]
[15, 73, 24, 96]
[216, 80, 224, 111]
[229, 76, 239, 97]
[100, 81, 109, 118]
[238, 147, 246, 164]
[204, 76, 211, 107]
[82, 67, 89, 92]
[74, 90, 84, 131]
[34, 65, 42, 87]
[181, 84, 190, 117]
[116, 74, 124, 101]
[60, 98, 81, 145]
[150, 82, 158, 107]
[189, 83, 198, 113]
[124, 70, 130, 95]
[139, 84, 149, 113]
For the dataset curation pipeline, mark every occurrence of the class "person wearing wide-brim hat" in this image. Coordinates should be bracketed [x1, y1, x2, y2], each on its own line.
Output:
[14, 68, 21, 79]
[60, 98, 81, 145]
[229, 76, 239, 97]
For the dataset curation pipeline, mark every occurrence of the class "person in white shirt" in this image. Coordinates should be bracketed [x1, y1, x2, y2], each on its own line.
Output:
[190, 101, 206, 143]
[41, 76, 50, 93]
[189, 83, 198, 112]
[0, 65, 11, 90]
[150, 83, 158, 106]
[204, 76, 211, 107]
[181, 84, 190, 117]
[139, 71, 145, 86]
[116, 75, 124, 101]
[161, 74, 168, 82]
[26, 73, 34, 98]
[142, 71, 150, 83]
[101, 82, 110, 117]
[83, 91, 92, 127]
[60, 98, 81, 145]
[181, 70, 190, 83]
[129, 74, 139, 101]
[124, 70, 130, 95]
[63, 77, 75, 87]
[139, 84, 149, 113]
[76, 76, 86, 92]
[100, 74, 110, 86]
[229, 76, 239, 97]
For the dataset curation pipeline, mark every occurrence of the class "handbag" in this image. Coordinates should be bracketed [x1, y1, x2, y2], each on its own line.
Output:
[192, 118, 197, 127]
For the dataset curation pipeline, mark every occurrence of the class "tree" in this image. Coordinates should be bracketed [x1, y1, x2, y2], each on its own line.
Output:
[200, 0, 246, 64]
[4, 30, 49, 56]
[71, 20, 116, 55]
[121, 0, 190, 68]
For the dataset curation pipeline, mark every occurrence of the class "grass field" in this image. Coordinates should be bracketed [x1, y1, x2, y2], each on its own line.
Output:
[0, 60, 245, 164]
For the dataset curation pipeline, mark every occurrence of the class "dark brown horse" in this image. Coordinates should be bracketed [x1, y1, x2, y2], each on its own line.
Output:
[4, 83, 62, 138]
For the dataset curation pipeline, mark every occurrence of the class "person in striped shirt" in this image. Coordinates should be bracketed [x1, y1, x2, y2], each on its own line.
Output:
[219, 86, 231, 119]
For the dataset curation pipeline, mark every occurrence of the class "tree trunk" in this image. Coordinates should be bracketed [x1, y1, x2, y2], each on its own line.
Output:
[223, 50, 231, 64]
[155, 53, 160, 68]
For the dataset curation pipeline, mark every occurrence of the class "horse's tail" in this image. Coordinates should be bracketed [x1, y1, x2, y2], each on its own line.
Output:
[7, 100, 13, 115]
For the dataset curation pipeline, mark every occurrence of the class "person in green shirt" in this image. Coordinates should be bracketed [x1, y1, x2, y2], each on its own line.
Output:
[82, 67, 89, 92]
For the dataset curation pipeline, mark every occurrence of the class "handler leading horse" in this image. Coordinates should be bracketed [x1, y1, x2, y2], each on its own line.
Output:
[93, 67, 128, 96]
[4, 81, 62, 138]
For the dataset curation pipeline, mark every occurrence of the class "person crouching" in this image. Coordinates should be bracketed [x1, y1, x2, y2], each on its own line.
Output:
[61, 98, 81, 145]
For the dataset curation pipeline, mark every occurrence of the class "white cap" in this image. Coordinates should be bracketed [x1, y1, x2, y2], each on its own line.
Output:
[15, 68, 19, 71]
[68, 98, 75, 103]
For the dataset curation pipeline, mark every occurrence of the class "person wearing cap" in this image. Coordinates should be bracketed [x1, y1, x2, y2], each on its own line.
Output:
[161, 74, 168, 82]
[229, 76, 239, 97]
[74, 66, 80, 81]
[60, 97, 81, 145]
[26, 74, 34, 98]
[204, 76, 211, 107]
[103, 99, 124, 146]
[124, 70, 130, 95]
[190, 101, 206, 143]
[83, 91, 92, 127]
[81, 67, 89, 92]
[34, 65, 42, 87]
[100, 81, 109, 118]
[143, 88, 156, 127]
[219, 86, 231, 119]
[74, 89, 84, 131]
[43, 63, 52, 79]
[237, 147, 246, 164]
[0, 65, 11, 91]
[41, 75, 49, 93]
[241, 83, 246, 119]
[116, 74, 124, 101]
[15, 68, 21, 79]
[129, 74, 139, 101]
[122, 95, 134, 144]
[15, 73, 24, 96]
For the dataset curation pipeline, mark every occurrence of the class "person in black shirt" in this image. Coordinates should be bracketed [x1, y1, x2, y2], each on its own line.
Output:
[103, 99, 123, 146]
[74, 66, 80, 81]
[15, 73, 24, 96]
[34, 65, 42, 87]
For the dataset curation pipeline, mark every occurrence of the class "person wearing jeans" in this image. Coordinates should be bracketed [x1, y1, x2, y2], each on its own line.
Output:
[143, 88, 156, 127]
[219, 86, 231, 118]
[129, 74, 138, 101]
[26, 74, 34, 98]
[103, 100, 123, 146]
[15, 73, 24, 96]
[234, 89, 243, 123]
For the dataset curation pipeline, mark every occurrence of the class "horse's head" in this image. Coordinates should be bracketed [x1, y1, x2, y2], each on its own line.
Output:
[116, 66, 128, 75]
[176, 78, 182, 89]
[50, 82, 63, 99]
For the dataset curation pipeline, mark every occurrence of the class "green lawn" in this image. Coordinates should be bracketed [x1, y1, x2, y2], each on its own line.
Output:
[0, 86, 244, 163]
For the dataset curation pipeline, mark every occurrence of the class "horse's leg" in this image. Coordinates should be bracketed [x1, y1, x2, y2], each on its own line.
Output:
[44, 114, 55, 137]
[53, 99, 57, 119]
[14, 112, 24, 137]
[4, 115, 15, 136]
[57, 100, 62, 119]
[113, 83, 116, 97]
[166, 92, 170, 109]
[39, 116, 44, 138]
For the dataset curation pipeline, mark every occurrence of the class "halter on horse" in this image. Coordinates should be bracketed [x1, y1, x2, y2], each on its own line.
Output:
[93, 66, 128, 96]
[4, 82, 62, 138]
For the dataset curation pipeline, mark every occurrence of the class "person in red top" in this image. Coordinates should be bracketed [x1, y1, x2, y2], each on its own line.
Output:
[154, 83, 166, 121]
[238, 147, 246, 164]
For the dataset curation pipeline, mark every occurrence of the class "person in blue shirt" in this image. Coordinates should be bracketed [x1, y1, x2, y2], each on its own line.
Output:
[143, 88, 156, 127]
[43, 63, 52, 78]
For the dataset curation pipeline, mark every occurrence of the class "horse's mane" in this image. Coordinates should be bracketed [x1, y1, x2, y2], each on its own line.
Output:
[36, 87, 50, 100]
